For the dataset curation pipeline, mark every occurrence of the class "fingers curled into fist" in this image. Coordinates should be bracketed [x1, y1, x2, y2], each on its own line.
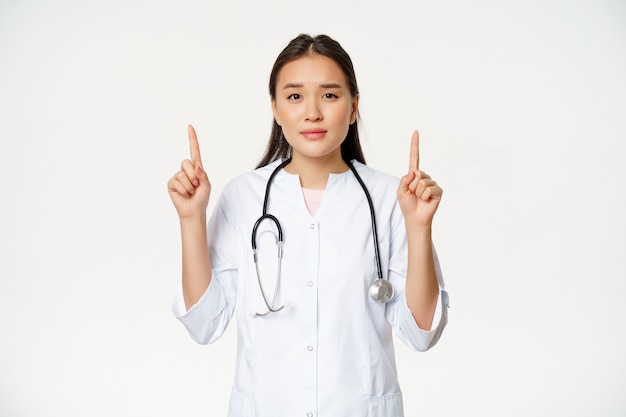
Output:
[406, 170, 442, 202]
[169, 168, 201, 196]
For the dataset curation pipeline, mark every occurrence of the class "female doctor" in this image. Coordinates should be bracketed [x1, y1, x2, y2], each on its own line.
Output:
[167, 34, 449, 417]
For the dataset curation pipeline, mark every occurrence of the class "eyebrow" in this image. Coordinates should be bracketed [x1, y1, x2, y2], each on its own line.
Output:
[282, 82, 344, 89]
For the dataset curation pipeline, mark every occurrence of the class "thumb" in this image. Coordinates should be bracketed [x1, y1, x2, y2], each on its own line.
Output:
[196, 165, 207, 180]
[397, 171, 415, 198]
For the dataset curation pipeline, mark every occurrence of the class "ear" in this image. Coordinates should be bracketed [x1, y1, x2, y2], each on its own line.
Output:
[349, 94, 359, 124]
[271, 99, 282, 126]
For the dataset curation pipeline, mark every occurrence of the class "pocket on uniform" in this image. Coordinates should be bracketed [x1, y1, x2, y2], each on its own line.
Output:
[366, 392, 404, 416]
[228, 389, 256, 417]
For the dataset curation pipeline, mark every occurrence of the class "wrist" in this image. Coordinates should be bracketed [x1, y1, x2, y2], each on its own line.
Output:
[179, 213, 207, 228]
[405, 224, 432, 241]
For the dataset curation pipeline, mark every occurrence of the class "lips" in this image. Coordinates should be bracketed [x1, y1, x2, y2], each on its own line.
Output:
[301, 129, 327, 140]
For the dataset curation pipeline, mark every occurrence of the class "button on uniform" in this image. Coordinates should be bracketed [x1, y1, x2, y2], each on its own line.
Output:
[303, 220, 318, 415]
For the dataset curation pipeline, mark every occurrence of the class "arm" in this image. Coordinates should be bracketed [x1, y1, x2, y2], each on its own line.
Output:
[167, 125, 213, 310]
[397, 131, 443, 330]
[404, 227, 439, 330]
[179, 214, 212, 310]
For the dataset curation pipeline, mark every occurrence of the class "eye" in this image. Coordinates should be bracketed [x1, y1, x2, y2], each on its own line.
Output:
[323, 93, 338, 99]
[287, 93, 301, 100]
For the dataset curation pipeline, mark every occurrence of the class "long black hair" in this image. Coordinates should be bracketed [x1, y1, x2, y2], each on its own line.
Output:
[256, 34, 365, 168]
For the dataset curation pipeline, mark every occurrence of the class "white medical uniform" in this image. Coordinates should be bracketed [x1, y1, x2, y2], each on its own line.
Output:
[173, 159, 449, 417]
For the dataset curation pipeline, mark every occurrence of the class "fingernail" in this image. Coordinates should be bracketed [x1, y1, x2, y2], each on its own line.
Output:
[193, 180, 199, 187]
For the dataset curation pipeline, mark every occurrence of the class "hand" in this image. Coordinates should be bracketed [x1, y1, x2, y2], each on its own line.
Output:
[167, 125, 211, 219]
[397, 130, 443, 228]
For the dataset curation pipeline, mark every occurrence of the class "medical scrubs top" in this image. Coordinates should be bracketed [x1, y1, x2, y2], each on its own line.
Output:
[173, 159, 449, 417]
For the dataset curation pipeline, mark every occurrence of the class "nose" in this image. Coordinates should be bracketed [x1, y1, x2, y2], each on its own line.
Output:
[305, 99, 322, 122]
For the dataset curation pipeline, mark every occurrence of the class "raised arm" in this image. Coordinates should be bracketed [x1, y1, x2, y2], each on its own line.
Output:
[167, 125, 213, 310]
[396, 131, 443, 330]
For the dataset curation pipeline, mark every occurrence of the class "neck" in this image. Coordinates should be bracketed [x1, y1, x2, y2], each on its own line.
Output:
[285, 152, 349, 189]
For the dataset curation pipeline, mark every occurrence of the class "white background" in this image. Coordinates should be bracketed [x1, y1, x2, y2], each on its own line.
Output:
[1, 0, 625, 416]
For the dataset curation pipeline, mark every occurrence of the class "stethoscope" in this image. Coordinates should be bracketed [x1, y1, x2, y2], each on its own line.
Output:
[251, 158, 394, 317]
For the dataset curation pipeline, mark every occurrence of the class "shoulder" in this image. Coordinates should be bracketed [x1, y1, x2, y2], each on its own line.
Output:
[221, 159, 284, 196]
[351, 161, 400, 188]
[348, 161, 401, 211]
[212, 160, 285, 217]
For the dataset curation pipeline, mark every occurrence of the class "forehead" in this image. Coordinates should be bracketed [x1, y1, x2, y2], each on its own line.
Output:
[277, 54, 347, 86]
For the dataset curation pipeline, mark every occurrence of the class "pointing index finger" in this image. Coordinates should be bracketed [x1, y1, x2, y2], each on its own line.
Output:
[188, 124, 203, 169]
[409, 130, 420, 171]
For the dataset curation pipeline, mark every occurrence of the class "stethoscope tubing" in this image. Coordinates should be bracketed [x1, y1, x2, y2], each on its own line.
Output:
[347, 162, 384, 282]
[250, 159, 291, 316]
[250, 157, 392, 316]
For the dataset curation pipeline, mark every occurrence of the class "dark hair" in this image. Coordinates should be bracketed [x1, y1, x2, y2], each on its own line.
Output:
[256, 34, 365, 168]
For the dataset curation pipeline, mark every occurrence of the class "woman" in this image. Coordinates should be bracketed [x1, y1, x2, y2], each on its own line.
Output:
[167, 33, 449, 417]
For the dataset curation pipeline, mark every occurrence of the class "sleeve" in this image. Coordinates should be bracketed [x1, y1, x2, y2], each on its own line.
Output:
[385, 201, 450, 352]
[171, 184, 239, 345]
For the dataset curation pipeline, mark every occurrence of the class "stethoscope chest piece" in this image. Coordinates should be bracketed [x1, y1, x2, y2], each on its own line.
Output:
[369, 278, 394, 303]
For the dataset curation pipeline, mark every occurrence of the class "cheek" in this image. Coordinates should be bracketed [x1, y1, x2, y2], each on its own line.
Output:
[277, 107, 300, 127]
[339, 105, 355, 125]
